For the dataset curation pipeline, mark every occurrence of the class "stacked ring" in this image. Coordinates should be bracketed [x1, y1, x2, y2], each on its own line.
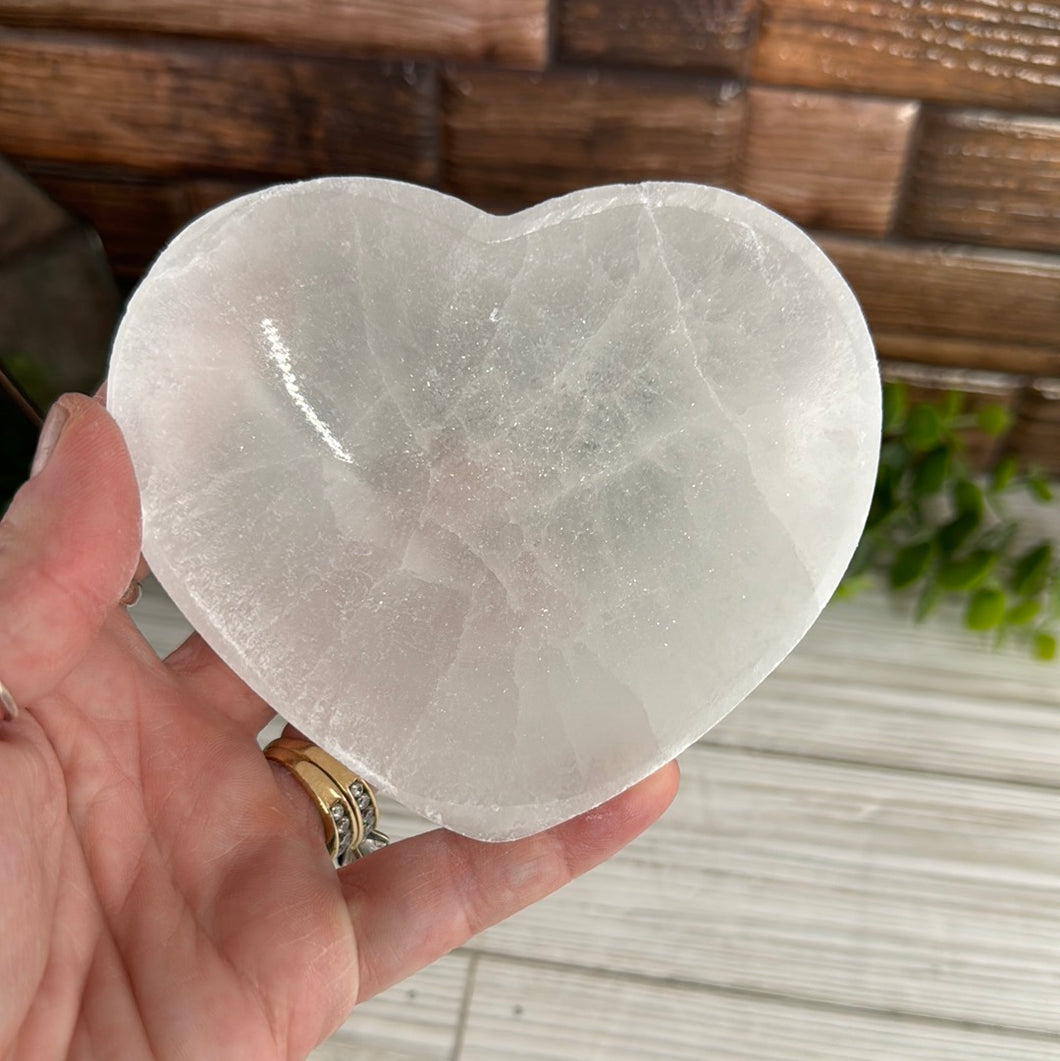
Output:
[0, 677, 17, 722]
[264, 736, 389, 867]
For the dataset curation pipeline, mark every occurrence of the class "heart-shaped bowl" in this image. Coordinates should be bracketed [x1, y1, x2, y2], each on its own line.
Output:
[109, 179, 879, 840]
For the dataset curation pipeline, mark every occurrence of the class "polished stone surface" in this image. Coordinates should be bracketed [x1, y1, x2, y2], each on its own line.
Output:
[108, 179, 879, 839]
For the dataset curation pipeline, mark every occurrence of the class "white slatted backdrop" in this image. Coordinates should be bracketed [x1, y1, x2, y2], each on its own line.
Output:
[133, 572, 1060, 1060]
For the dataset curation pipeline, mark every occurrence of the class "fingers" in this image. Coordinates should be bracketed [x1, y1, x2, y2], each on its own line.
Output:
[165, 632, 276, 734]
[0, 394, 141, 709]
[342, 762, 680, 1001]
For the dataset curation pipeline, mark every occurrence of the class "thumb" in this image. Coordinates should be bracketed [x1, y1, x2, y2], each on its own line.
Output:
[0, 393, 141, 710]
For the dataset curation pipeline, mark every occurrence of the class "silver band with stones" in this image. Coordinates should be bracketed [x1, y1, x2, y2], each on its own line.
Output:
[329, 787, 390, 866]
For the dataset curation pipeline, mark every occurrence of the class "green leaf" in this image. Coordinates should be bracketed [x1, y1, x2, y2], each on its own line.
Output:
[879, 439, 911, 474]
[976, 404, 1012, 437]
[954, 479, 984, 520]
[1028, 472, 1054, 503]
[845, 534, 879, 579]
[904, 404, 943, 453]
[941, 390, 965, 420]
[937, 550, 996, 591]
[1034, 631, 1057, 661]
[912, 446, 949, 496]
[1011, 542, 1053, 598]
[881, 381, 908, 433]
[834, 574, 873, 601]
[965, 587, 1006, 630]
[890, 540, 933, 589]
[936, 512, 979, 555]
[866, 465, 901, 531]
[915, 580, 942, 622]
[978, 520, 1018, 555]
[864, 388, 1058, 653]
[1006, 598, 1041, 625]
[991, 454, 1018, 492]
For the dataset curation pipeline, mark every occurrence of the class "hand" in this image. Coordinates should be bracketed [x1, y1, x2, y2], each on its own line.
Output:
[0, 394, 678, 1059]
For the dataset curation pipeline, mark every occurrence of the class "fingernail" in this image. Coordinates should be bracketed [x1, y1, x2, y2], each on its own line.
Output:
[30, 399, 70, 478]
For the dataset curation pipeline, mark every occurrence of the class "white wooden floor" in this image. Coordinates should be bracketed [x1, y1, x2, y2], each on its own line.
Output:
[134, 580, 1060, 1060]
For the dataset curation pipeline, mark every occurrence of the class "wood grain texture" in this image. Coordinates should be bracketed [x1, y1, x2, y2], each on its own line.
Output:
[0, 29, 438, 181]
[1006, 379, 1060, 474]
[712, 583, 1060, 787]
[356, 592, 1060, 1039]
[739, 87, 917, 235]
[24, 169, 264, 278]
[752, 0, 1060, 111]
[183, 178, 262, 215]
[876, 361, 1020, 468]
[817, 235, 1060, 348]
[26, 169, 196, 277]
[875, 332, 1060, 379]
[442, 67, 744, 208]
[467, 744, 1060, 1033]
[902, 108, 1060, 254]
[0, 0, 548, 67]
[132, 582, 1060, 1055]
[309, 953, 468, 1060]
[341, 584, 1060, 1038]
[557, 0, 757, 77]
[462, 957, 1060, 1061]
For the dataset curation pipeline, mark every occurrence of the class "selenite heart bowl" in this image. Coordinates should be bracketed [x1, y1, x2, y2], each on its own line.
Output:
[108, 179, 880, 840]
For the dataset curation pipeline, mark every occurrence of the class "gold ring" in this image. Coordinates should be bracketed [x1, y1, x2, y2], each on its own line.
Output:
[0, 677, 17, 722]
[120, 580, 142, 607]
[264, 736, 389, 866]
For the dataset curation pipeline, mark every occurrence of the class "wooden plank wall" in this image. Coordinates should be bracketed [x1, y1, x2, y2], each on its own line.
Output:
[0, 0, 1057, 468]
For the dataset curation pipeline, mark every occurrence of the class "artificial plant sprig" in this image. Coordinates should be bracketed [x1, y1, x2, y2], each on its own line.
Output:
[840, 381, 1059, 660]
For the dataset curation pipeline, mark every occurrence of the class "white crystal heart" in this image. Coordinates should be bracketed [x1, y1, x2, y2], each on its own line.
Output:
[108, 179, 879, 840]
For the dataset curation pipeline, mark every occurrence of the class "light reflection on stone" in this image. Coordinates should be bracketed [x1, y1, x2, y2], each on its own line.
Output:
[109, 179, 880, 840]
